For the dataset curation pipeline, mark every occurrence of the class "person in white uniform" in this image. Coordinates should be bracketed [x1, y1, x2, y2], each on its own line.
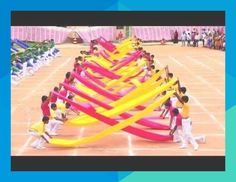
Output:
[176, 95, 206, 151]
[47, 103, 67, 136]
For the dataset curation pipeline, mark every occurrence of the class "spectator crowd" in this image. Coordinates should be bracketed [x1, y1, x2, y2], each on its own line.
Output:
[179, 28, 225, 51]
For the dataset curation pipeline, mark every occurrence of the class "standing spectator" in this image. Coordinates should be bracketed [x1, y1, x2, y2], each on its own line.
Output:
[195, 33, 200, 47]
[222, 34, 225, 51]
[173, 30, 179, 44]
[181, 31, 187, 46]
[207, 34, 213, 48]
[191, 30, 195, 46]
[192, 28, 196, 35]
[116, 31, 124, 42]
[207, 28, 212, 35]
[201, 30, 207, 47]
[186, 28, 191, 36]
[187, 32, 191, 47]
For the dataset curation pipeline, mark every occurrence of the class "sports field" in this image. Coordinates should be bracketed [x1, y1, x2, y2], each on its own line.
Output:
[11, 43, 225, 156]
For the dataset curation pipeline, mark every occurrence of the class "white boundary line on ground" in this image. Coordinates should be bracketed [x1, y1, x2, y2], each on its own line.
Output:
[196, 75, 224, 96]
[12, 148, 225, 157]
[14, 111, 33, 156]
[189, 93, 225, 131]
[168, 55, 225, 131]
[72, 127, 85, 156]
[13, 46, 225, 156]
[128, 134, 134, 156]
[186, 56, 216, 72]
[11, 133, 225, 137]
[21, 57, 72, 101]
[168, 55, 224, 97]
[15, 136, 32, 156]
[12, 57, 72, 113]
[13, 57, 72, 155]
[202, 55, 225, 66]
[11, 147, 225, 152]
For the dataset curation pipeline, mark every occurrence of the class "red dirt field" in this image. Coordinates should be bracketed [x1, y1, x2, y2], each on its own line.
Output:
[11, 43, 225, 156]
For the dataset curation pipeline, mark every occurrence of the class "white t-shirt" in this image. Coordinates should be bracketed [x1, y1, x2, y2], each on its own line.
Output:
[186, 30, 191, 35]
[181, 33, 187, 40]
[187, 34, 191, 40]
[195, 35, 200, 40]
[51, 109, 63, 120]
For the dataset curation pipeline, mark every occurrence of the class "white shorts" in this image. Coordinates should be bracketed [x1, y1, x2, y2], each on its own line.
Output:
[47, 119, 63, 129]
[170, 118, 176, 130]
[178, 108, 183, 113]
[182, 118, 192, 134]
[56, 99, 64, 104]
[170, 96, 178, 107]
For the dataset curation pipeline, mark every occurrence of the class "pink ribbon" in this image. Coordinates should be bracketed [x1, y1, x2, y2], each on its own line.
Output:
[72, 72, 120, 100]
[96, 36, 116, 52]
[53, 91, 172, 141]
[61, 83, 170, 130]
[83, 62, 121, 79]
[112, 51, 141, 71]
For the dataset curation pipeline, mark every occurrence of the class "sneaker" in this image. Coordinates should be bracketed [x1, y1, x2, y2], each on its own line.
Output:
[30, 143, 37, 148]
[179, 145, 187, 149]
[173, 139, 181, 143]
[36, 145, 46, 150]
[202, 135, 206, 143]
[50, 132, 58, 136]
[194, 144, 199, 151]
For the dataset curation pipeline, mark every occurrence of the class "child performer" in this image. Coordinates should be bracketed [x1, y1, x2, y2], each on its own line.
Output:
[41, 93, 52, 117]
[176, 95, 205, 150]
[169, 108, 184, 143]
[29, 116, 52, 149]
[48, 103, 67, 136]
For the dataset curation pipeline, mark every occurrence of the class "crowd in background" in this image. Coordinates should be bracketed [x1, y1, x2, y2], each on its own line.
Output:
[178, 28, 225, 51]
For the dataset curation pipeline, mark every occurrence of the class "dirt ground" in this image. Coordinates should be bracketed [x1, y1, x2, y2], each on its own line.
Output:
[11, 43, 225, 156]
